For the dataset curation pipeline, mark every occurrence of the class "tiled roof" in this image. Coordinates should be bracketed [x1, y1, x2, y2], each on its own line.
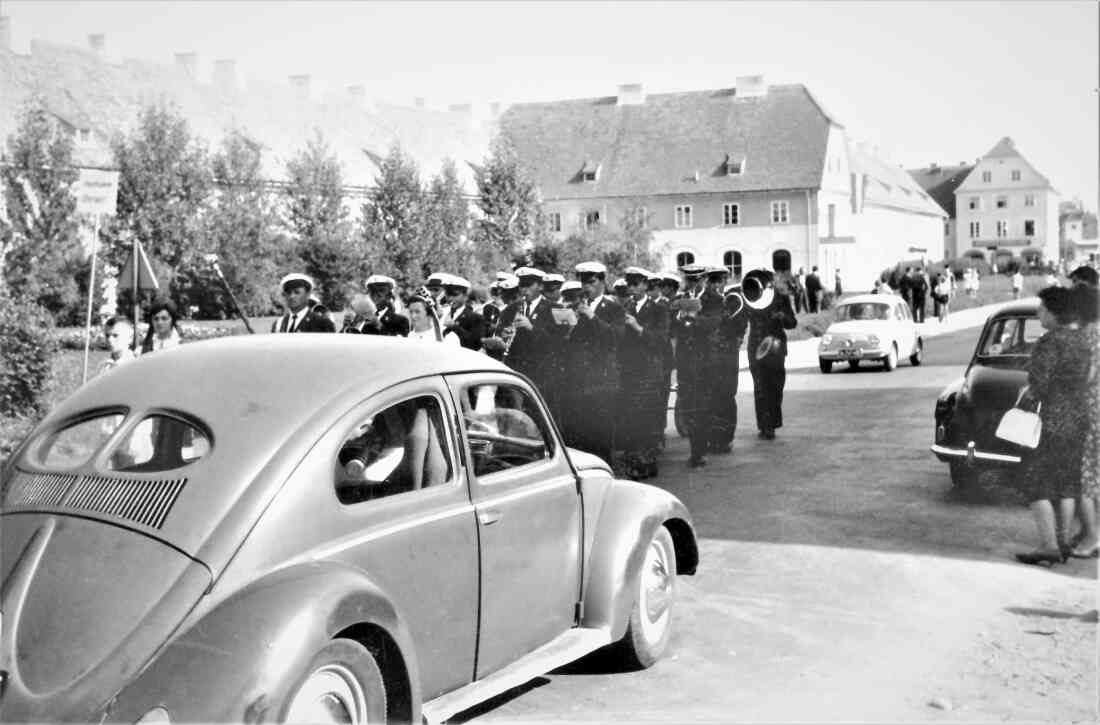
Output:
[984, 136, 1020, 159]
[0, 40, 489, 188]
[849, 144, 946, 217]
[499, 84, 834, 200]
[906, 163, 974, 218]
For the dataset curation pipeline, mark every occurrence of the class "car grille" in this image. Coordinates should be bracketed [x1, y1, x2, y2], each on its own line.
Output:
[2, 470, 187, 530]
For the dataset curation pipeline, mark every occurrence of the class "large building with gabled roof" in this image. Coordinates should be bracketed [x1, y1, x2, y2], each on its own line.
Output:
[500, 76, 946, 289]
[954, 137, 1059, 268]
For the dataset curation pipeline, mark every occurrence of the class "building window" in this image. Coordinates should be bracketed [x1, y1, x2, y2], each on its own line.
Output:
[675, 205, 693, 228]
[580, 160, 600, 183]
[1024, 219, 1035, 237]
[548, 212, 561, 233]
[771, 249, 792, 273]
[770, 200, 789, 224]
[996, 195, 1007, 209]
[1011, 169, 1021, 181]
[584, 210, 601, 231]
[996, 220, 1008, 238]
[969, 221, 981, 238]
[723, 250, 743, 281]
[1024, 194, 1035, 207]
[968, 196, 980, 210]
[981, 170, 992, 183]
[78, 128, 91, 144]
[629, 207, 648, 229]
[827, 203, 836, 237]
[675, 251, 695, 268]
[725, 155, 745, 176]
[722, 203, 740, 226]
[944, 220, 951, 236]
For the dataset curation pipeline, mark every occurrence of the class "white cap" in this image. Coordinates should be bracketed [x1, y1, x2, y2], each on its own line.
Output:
[366, 274, 396, 288]
[575, 261, 608, 276]
[543, 273, 565, 285]
[280, 273, 313, 291]
[446, 276, 471, 290]
[514, 266, 545, 280]
[561, 280, 583, 293]
[426, 272, 448, 286]
[612, 278, 628, 289]
[498, 277, 519, 290]
[495, 271, 514, 282]
[623, 266, 650, 278]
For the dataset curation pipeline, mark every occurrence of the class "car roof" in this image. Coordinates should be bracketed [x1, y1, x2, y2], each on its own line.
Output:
[836, 294, 904, 305]
[989, 300, 1039, 318]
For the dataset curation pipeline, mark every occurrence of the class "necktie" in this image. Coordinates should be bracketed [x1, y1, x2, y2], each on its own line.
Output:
[281, 314, 291, 333]
[288, 312, 299, 333]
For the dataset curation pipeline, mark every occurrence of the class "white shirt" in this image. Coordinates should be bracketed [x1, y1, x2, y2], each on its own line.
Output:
[407, 327, 461, 346]
[148, 329, 181, 352]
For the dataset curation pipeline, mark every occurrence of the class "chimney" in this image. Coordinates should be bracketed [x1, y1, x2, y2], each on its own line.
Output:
[88, 33, 105, 56]
[0, 16, 10, 52]
[616, 83, 645, 106]
[414, 96, 425, 109]
[735, 74, 768, 98]
[214, 59, 237, 95]
[174, 52, 198, 80]
[289, 74, 311, 103]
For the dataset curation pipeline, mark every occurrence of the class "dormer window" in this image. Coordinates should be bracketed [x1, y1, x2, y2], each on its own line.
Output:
[725, 154, 745, 176]
[580, 160, 600, 183]
[78, 128, 91, 145]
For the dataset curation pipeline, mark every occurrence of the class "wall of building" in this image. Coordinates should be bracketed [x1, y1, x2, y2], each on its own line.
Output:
[955, 186, 1058, 259]
[847, 204, 945, 288]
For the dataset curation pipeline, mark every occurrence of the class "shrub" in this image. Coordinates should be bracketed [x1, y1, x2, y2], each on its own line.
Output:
[0, 291, 58, 417]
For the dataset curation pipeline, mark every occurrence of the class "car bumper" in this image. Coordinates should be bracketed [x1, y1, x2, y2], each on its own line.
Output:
[819, 347, 886, 360]
[929, 442, 1021, 465]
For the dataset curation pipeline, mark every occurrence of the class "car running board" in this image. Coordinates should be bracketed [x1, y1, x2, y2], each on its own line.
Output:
[420, 626, 613, 724]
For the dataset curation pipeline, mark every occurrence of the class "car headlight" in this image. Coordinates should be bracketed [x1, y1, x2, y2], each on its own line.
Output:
[135, 707, 170, 725]
[821, 334, 833, 345]
[868, 334, 880, 345]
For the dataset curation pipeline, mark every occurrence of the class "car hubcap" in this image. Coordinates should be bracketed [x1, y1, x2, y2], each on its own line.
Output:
[286, 664, 367, 725]
[639, 539, 672, 643]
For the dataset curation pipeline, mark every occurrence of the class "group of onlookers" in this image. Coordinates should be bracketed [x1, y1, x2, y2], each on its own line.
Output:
[1016, 265, 1100, 566]
[789, 266, 841, 313]
[98, 298, 183, 375]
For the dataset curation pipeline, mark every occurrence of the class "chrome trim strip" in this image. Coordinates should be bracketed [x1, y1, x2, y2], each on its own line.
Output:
[929, 444, 1021, 463]
[304, 502, 476, 561]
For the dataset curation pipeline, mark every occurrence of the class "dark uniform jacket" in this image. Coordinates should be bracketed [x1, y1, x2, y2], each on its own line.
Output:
[481, 301, 502, 332]
[341, 318, 382, 335]
[378, 305, 411, 337]
[747, 292, 797, 365]
[447, 302, 488, 350]
[271, 303, 336, 333]
[498, 297, 556, 382]
[621, 297, 670, 378]
[568, 296, 626, 397]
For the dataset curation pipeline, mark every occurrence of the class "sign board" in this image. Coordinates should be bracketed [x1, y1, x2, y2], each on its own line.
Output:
[75, 168, 120, 216]
[117, 240, 160, 292]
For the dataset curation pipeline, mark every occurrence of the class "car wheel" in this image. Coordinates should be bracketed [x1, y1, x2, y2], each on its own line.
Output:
[883, 344, 898, 371]
[909, 338, 924, 366]
[283, 639, 387, 725]
[618, 526, 677, 669]
[819, 358, 833, 373]
[949, 461, 979, 489]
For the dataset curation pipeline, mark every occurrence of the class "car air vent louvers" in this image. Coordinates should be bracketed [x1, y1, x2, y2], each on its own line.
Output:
[3, 471, 186, 530]
[3, 472, 79, 507]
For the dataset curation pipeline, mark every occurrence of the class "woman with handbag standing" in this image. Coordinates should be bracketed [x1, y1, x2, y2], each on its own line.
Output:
[1015, 286, 1090, 566]
[1070, 279, 1100, 558]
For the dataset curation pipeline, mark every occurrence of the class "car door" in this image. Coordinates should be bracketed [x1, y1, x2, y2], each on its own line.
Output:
[895, 301, 915, 354]
[446, 373, 583, 679]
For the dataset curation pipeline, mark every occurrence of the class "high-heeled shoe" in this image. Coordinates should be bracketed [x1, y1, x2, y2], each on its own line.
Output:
[1015, 550, 1064, 567]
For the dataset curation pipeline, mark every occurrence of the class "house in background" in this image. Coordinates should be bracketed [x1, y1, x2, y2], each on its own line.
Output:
[953, 137, 1059, 269]
[908, 162, 975, 259]
[1060, 200, 1099, 263]
[500, 77, 945, 288]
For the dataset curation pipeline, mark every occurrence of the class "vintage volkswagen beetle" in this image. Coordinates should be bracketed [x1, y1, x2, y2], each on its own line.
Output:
[817, 293, 923, 372]
[930, 301, 1040, 487]
[0, 336, 698, 724]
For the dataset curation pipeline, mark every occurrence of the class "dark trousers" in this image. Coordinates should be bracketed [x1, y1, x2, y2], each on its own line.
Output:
[807, 291, 820, 313]
[911, 294, 926, 323]
[679, 377, 709, 461]
[707, 375, 739, 449]
[750, 360, 786, 432]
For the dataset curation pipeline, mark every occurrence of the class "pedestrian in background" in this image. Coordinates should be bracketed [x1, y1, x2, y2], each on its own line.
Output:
[272, 273, 336, 333]
[1012, 269, 1024, 299]
[1070, 268, 1100, 558]
[99, 317, 138, 375]
[1015, 286, 1089, 566]
[794, 267, 808, 313]
[140, 298, 182, 354]
[933, 273, 951, 323]
[834, 268, 843, 297]
[805, 266, 823, 313]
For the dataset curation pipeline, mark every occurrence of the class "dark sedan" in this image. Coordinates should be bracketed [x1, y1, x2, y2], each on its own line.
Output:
[931, 301, 1040, 487]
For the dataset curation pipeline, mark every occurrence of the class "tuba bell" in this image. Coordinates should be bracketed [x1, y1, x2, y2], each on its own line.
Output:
[740, 269, 775, 310]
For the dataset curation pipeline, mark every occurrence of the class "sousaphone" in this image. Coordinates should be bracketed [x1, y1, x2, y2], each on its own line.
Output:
[741, 269, 783, 362]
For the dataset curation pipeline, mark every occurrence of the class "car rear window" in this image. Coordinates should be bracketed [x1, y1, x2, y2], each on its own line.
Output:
[35, 412, 126, 468]
[107, 415, 211, 472]
[979, 317, 1041, 357]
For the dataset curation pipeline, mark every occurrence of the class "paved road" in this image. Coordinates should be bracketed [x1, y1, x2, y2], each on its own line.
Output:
[462, 326, 1097, 723]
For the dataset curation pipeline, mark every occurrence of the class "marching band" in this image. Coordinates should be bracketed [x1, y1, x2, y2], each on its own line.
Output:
[274, 260, 796, 477]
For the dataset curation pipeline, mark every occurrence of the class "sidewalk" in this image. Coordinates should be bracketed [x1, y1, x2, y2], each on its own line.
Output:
[739, 296, 1038, 371]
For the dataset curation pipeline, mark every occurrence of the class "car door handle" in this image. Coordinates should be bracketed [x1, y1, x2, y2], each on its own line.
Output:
[478, 509, 502, 526]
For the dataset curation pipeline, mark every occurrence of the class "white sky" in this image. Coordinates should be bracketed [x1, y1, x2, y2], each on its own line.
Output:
[4, 0, 1098, 205]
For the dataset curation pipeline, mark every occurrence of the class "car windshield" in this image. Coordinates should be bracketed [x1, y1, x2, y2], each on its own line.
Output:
[978, 316, 1042, 357]
[835, 303, 891, 321]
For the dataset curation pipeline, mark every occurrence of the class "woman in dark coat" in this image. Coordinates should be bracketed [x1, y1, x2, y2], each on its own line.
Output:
[1015, 286, 1090, 566]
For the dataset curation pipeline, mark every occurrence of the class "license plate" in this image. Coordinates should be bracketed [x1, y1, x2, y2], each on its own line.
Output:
[839, 348, 859, 359]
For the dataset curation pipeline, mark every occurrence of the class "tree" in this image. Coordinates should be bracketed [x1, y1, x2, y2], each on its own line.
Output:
[554, 206, 664, 278]
[422, 158, 484, 279]
[194, 130, 293, 317]
[110, 102, 213, 313]
[360, 142, 426, 287]
[0, 99, 86, 323]
[473, 132, 547, 257]
[283, 131, 355, 309]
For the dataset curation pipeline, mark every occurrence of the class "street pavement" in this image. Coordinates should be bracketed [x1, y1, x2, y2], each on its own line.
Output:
[462, 298, 1097, 724]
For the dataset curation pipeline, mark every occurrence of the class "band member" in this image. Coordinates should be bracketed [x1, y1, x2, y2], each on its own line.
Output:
[481, 281, 503, 331]
[497, 267, 556, 391]
[618, 267, 670, 479]
[341, 293, 382, 334]
[442, 276, 487, 350]
[659, 273, 681, 303]
[559, 261, 625, 464]
[679, 263, 708, 298]
[612, 277, 632, 305]
[366, 274, 410, 337]
[272, 273, 336, 333]
[745, 269, 797, 439]
[425, 272, 451, 321]
[497, 274, 521, 308]
[705, 279, 748, 453]
[670, 294, 715, 467]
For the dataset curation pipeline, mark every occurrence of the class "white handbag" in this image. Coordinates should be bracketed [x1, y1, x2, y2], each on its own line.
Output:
[995, 403, 1042, 449]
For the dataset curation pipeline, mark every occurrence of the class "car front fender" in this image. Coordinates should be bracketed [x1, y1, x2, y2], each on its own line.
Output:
[105, 561, 420, 724]
[580, 480, 697, 640]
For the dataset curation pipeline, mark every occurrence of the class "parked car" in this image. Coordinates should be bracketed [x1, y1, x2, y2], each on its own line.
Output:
[930, 301, 1040, 487]
[0, 336, 698, 724]
[817, 294, 924, 372]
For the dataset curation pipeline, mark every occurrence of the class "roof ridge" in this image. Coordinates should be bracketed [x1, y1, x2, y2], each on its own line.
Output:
[505, 83, 807, 109]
